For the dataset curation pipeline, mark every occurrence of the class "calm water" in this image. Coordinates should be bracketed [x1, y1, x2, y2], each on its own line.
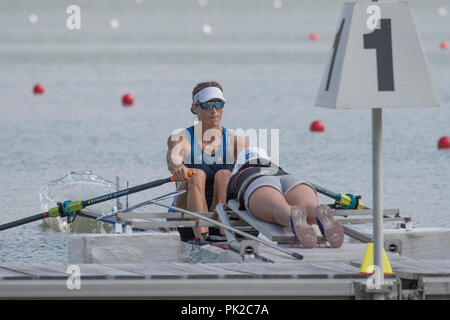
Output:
[0, 0, 449, 263]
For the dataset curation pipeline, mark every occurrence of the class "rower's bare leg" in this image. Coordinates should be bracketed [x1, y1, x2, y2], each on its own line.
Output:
[247, 186, 292, 227]
[209, 169, 231, 235]
[284, 184, 319, 225]
[175, 182, 188, 209]
[186, 169, 209, 239]
[209, 169, 231, 211]
[248, 186, 318, 248]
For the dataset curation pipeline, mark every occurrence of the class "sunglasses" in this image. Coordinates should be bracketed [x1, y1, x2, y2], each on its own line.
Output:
[197, 100, 225, 110]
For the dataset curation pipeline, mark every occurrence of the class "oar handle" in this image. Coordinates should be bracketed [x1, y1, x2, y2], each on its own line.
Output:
[169, 170, 194, 182]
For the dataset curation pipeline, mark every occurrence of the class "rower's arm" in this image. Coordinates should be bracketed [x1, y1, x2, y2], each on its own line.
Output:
[166, 130, 190, 174]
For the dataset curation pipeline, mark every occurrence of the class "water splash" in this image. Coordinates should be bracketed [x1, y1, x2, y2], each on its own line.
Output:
[39, 170, 116, 234]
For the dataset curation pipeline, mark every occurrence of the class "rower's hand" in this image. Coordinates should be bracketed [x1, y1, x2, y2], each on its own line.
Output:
[172, 166, 194, 182]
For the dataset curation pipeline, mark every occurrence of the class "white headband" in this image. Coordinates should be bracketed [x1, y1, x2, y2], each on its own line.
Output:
[193, 86, 226, 104]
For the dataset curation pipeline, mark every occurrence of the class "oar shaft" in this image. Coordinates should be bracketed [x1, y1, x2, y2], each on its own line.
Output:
[0, 180, 177, 232]
[0, 212, 48, 232]
[82, 171, 192, 209]
[0, 172, 193, 233]
[308, 182, 339, 200]
[83, 177, 171, 208]
[342, 225, 372, 243]
[36, 177, 176, 221]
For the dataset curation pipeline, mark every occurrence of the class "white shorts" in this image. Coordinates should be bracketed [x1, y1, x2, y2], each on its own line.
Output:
[243, 175, 317, 212]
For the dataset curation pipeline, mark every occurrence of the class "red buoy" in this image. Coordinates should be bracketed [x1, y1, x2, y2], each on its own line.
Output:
[310, 32, 319, 41]
[310, 120, 325, 132]
[438, 136, 450, 149]
[440, 41, 449, 50]
[122, 93, 134, 106]
[33, 83, 45, 95]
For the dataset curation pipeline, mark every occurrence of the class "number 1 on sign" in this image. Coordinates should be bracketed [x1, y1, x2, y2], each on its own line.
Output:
[363, 19, 395, 91]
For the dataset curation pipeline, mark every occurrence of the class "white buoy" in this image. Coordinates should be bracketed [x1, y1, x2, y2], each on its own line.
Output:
[202, 24, 212, 35]
[438, 7, 447, 17]
[110, 19, 120, 29]
[29, 14, 39, 24]
[273, 0, 283, 9]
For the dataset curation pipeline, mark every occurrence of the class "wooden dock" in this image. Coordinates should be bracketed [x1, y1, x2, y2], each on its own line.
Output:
[1, 243, 449, 299]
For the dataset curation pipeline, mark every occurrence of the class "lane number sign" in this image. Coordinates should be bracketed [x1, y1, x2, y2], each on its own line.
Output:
[316, 2, 439, 109]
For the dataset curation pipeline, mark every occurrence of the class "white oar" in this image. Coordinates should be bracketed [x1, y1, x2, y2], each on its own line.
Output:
[149, 201, 304, 260]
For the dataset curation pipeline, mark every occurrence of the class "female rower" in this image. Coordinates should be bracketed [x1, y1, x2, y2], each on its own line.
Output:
[166, 81, 249, 241]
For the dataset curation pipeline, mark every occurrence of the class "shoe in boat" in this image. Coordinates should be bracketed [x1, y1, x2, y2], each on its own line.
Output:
[289, 206, 317, 248]
[315, 205, 344, 248]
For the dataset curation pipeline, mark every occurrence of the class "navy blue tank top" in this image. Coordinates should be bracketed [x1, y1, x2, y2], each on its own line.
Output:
[183, 125, 235, 206]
